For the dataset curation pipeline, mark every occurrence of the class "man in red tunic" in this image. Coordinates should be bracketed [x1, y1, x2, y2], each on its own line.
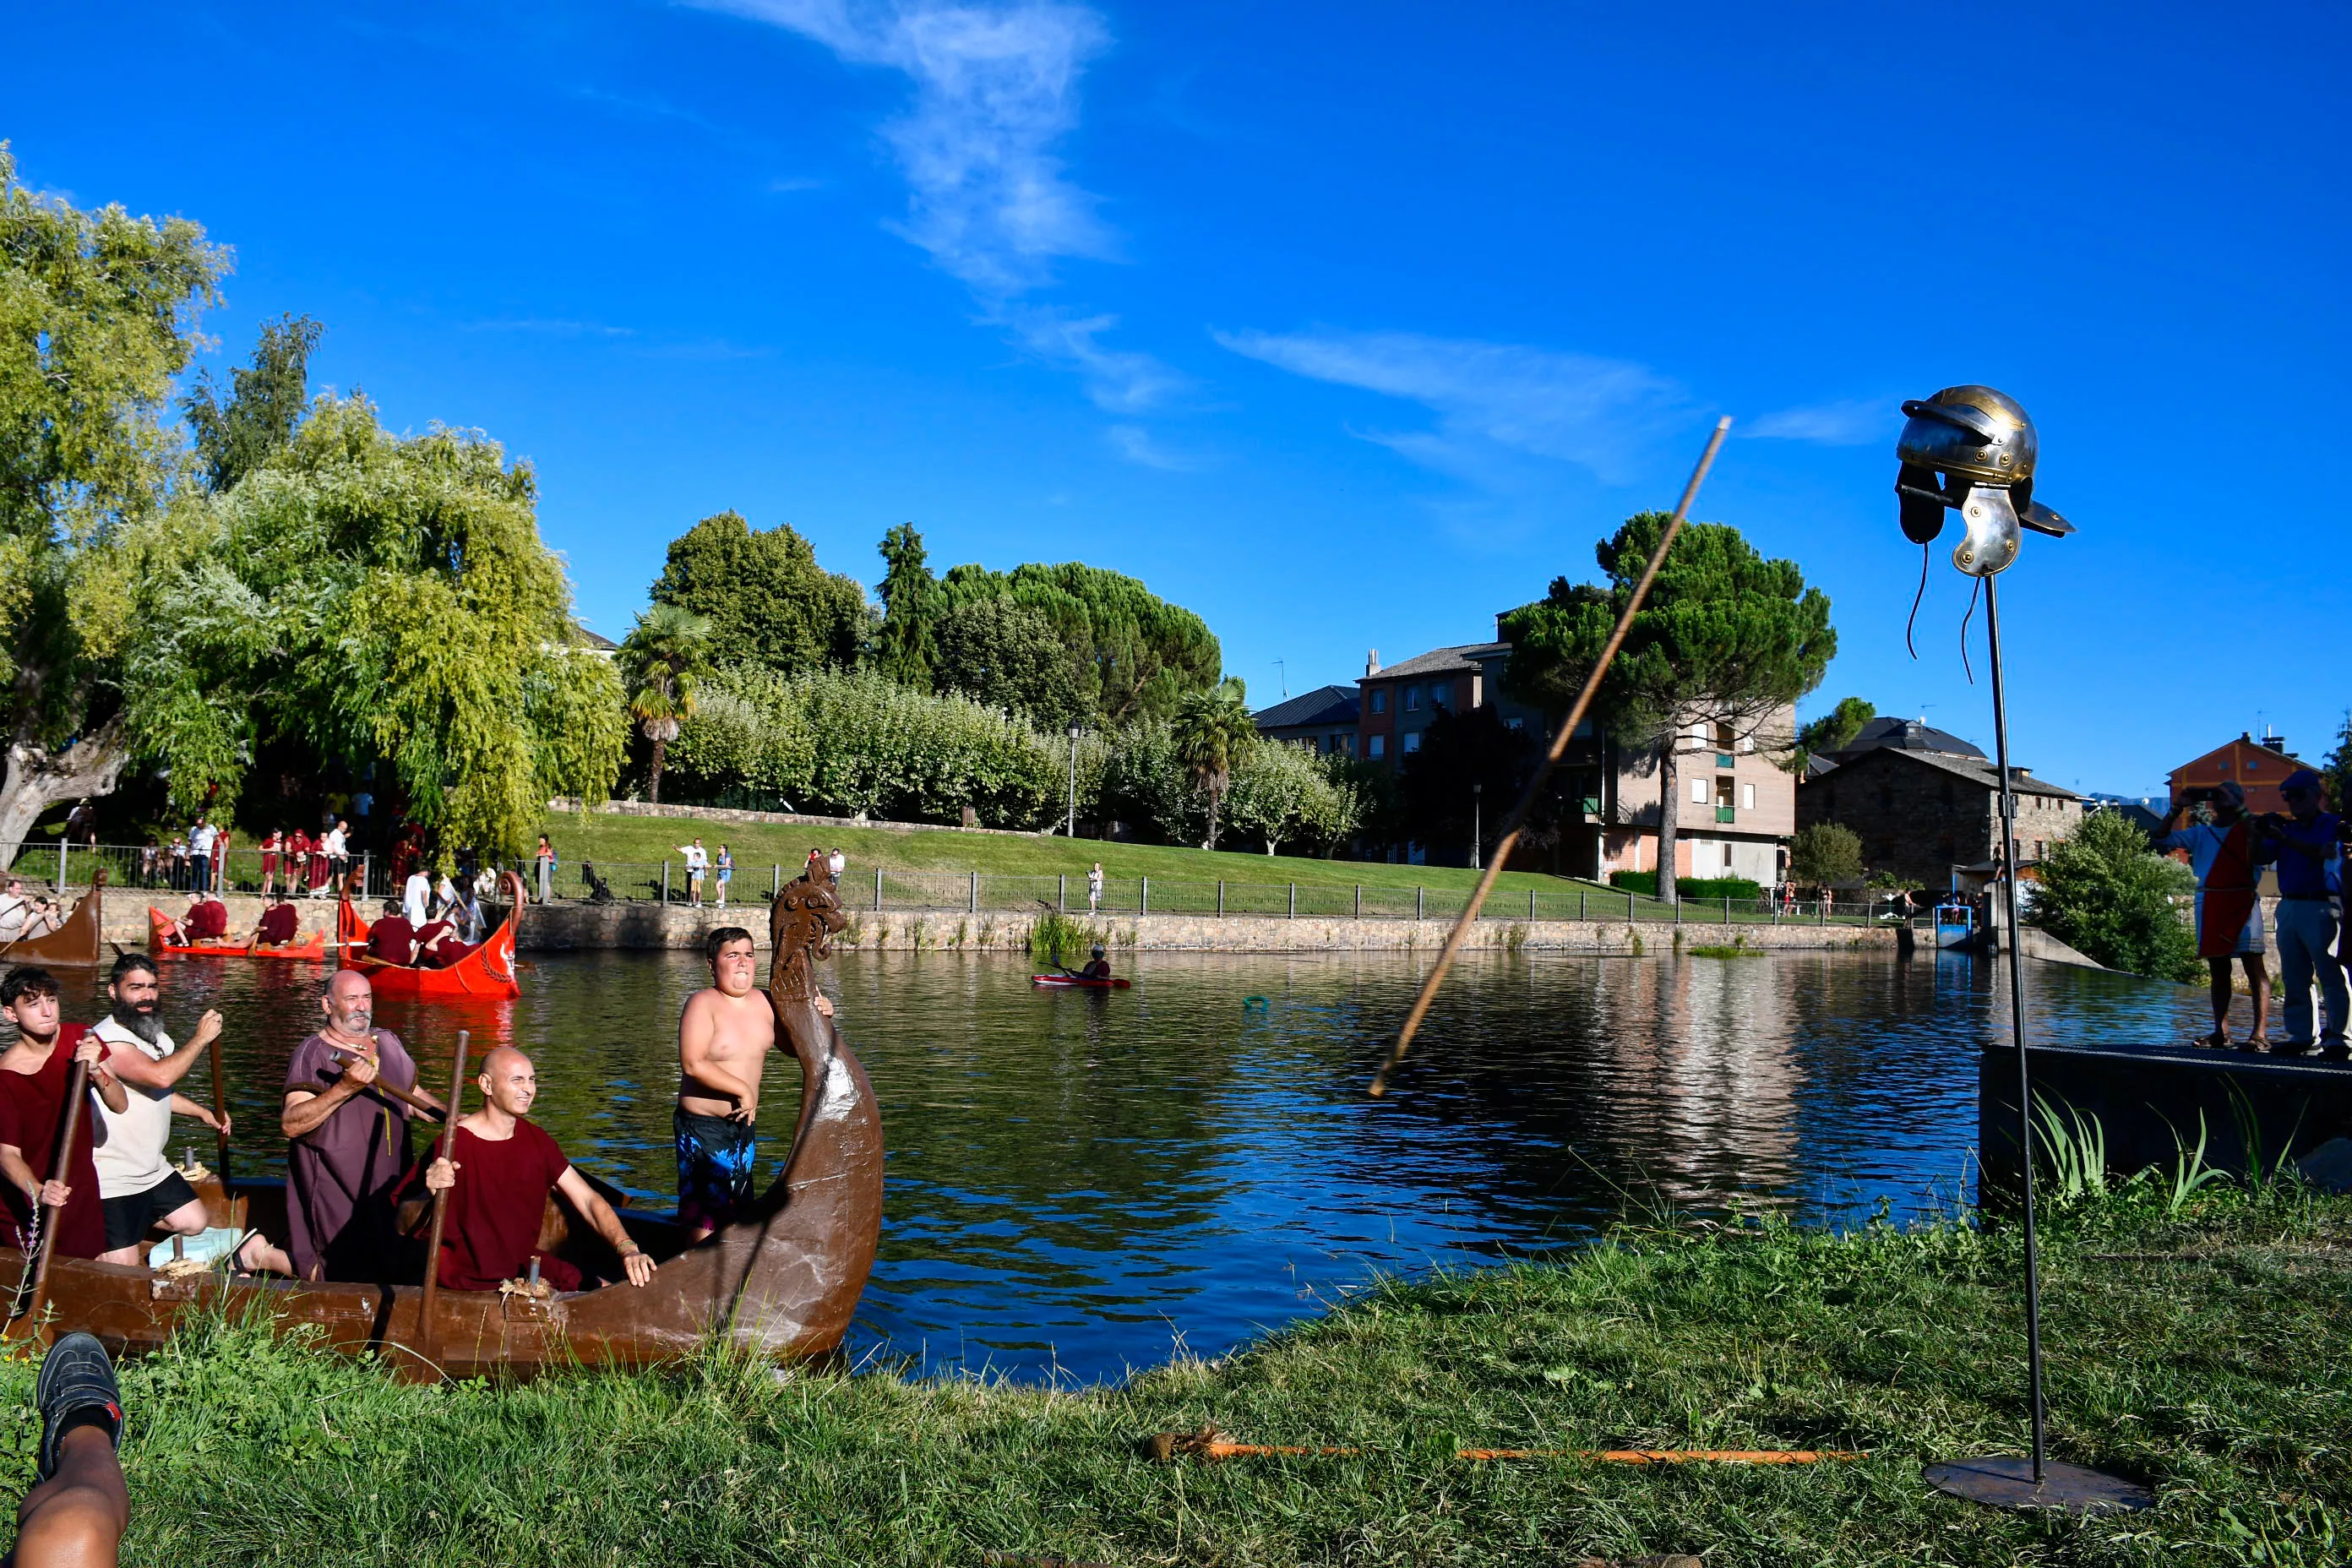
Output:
[421, 1046, 653, 1292]
[365, 899, 416, 966]
[184, 893, 230, 944]
[245, 892, 302, 950]
[0, 967, 130, 1262]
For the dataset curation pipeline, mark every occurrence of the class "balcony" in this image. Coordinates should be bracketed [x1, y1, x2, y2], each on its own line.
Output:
[1716, 752, 1736, 770]
[1715, 805, 1736, 824]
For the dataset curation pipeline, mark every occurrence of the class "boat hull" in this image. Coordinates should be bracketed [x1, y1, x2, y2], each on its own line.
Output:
[1032, 974, 1130, 989]
[0, 873, 105, 968]
[148, 908, 328, 961]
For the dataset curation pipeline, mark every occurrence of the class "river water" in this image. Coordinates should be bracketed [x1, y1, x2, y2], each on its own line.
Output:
[56, 948, 2206, 1381]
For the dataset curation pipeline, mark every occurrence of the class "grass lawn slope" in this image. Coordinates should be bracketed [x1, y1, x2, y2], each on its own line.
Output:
[14, 1184, 2345, 1565]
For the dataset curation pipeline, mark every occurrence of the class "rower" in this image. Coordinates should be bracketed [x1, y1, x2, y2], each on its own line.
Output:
[280, 972, 442, 1282]
[674, 926, 830, 1241]
[0, 966, 128, 1264]
[245, 890, 302, 950]
[366, 898, 416, 966]
[183, 891, 230, 945]
[419, 1046, 654, 1291]
[90, 956, 291, 1273]
[1072, 945, 1113, 982]
[411, 908, 459, 969]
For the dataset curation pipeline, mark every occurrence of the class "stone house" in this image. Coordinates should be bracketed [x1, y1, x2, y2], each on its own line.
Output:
[1796, 745, 2082, 888]
[2168, 731, 2308, 817]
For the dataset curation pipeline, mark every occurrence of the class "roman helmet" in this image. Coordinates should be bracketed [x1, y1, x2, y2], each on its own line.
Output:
[1894, 385, 2072, 577]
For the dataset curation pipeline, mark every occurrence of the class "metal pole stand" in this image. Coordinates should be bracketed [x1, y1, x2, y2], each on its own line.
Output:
[1923, 576, 2151, 1519]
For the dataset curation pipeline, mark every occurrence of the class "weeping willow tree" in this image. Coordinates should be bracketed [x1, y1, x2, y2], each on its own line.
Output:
[134, 395, 626, 857]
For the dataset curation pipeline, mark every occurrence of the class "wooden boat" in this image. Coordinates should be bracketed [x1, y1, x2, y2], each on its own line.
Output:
[0, 863, 883, 1376]
[0, 869, 105, 969]
[336, 873, 522, 999]
[1032, 973, 1130, 990]
[147, 907, 328, 961]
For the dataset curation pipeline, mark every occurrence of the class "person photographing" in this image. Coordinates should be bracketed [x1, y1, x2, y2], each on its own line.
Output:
[2157, 781, 2272, 1050]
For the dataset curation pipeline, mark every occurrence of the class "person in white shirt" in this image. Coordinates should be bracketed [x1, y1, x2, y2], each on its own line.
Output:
[0, 879, 29, 944]
[188, 819, 217, 896]
[1087, 862, 1103, 914]
[90, 955, 291, 1272]
[826, 847, 846, 881]
[319, 820, 351, 895]
[677, 839, 709, 907]
[402, 868, 431, 926]
[433, 870, 459, 919]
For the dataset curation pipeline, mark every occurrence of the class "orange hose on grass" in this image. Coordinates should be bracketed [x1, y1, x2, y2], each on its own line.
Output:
[1145, 1431, 1861, 1465]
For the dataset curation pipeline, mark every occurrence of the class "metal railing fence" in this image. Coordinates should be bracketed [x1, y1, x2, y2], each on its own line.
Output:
[12, 844, 1917, 930]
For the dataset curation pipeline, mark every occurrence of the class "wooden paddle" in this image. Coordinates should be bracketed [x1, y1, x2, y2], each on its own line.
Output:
[207, 1015, 232, 1187]
[17, 1054, 92, 1338]
[417, 1029, 470, 1361]
[324, 1044, 445, 1121]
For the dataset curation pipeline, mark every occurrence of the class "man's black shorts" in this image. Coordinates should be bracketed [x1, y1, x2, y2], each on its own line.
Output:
[101, 1170, 202, 1253]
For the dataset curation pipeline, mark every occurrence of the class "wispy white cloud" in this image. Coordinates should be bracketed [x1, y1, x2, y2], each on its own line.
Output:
[1215, 327, 1690, 487]
[1741, 397, 1888, 446]
[700, 0, 1114, 294]
[1105, 423, 1205, 471]
[462, 318, 637, 338]
[1003, 305, 1189, 411]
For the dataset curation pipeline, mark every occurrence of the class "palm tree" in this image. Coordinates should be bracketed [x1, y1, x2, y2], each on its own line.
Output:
[619, 603, 713, 803]
[1172, 678, 1255, 850]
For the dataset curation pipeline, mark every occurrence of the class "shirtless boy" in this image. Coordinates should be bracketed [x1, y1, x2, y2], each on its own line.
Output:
[674, 927, 830, 1239]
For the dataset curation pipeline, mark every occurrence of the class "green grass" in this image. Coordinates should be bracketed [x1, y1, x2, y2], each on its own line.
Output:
[538, 808, 1607, 896]
[15, 1184, 2347, 1565]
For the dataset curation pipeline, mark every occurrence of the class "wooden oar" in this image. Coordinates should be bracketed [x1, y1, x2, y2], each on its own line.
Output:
[207, 1017, 231, 1188]
[1369, 417, 1733, 1097]
[16, 1055, 92, 1338]
[417, 1029, 470, 1362]
[324, 1044, 445, 1121]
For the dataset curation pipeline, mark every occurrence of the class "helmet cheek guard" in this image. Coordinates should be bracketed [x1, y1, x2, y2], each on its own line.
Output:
[1893, 385, 2072, 575]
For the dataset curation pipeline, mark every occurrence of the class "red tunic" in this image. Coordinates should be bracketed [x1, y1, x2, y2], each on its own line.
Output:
[188, 900, 230, 941]
[0, 1025, 108, 1261]
[367, 915, 416, 965]
[433, 1120, 580, 1292]
[257, 904, 299, 945]
[413, 920, 455, 968]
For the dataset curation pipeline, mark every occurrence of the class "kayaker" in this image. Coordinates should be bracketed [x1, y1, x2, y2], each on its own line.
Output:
[1069, 945, 1113, 983]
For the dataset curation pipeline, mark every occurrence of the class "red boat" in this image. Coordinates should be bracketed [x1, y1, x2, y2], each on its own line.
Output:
[336, 872, 524, 999]
[1031, 973, 1130, 989]
[148, 907, 329, 961]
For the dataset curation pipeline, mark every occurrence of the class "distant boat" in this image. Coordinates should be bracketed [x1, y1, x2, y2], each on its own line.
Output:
[1032, 973, 1130, 990]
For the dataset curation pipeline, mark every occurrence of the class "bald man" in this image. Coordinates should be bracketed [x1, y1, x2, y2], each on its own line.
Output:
[422, 1046, 652, 1292]
[280, 971, 444, 1282]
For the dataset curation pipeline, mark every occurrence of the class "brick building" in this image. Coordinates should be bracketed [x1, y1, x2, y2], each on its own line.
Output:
[1796, 746, 2082, 888]
[2167, 731, 2307, 816]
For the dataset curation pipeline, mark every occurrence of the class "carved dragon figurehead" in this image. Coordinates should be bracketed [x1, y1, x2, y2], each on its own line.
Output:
[768, 860, 848, 1004]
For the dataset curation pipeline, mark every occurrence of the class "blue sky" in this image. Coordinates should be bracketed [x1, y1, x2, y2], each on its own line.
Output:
[9, 1, 2345, 795]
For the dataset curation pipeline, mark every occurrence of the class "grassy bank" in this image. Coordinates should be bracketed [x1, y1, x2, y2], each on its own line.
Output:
[11, 1184, 2346, 1565]
[536, 809, 1608, 897]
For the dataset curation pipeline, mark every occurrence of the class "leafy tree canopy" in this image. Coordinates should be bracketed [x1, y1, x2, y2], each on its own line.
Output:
[1797, 695, 1875, 760]
[651, 510, 867, 675]
[2030, 808, 2198, 981]
[0, 144, 227, 862]
[1788, 822, 1863, 887]
[933, 596, 1088, 730]
[144, 395, 626, 856]
[874, 522, 939, 689]
[1501, 512, 1833, 901]
[938, 560, 1220, 725]
[182, 313, 320, 492]
[1394, 705, 1553, 865]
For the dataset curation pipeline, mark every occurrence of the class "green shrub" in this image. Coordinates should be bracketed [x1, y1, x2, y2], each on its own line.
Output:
[2029, 808, 2199, 980]
[1606, 871, 1760, 899]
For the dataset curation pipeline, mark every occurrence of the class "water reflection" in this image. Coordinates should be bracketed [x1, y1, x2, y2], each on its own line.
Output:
[75, 947, 2209, 1381]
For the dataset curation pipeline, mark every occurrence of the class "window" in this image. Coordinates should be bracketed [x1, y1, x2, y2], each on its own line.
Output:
[1404, 686, 1421, 712]
[1690, 777, 1709, 804]
[1368, 734, 1386, 759]
[1402, 732, 1421, 754]
[1714, 721, 1736, 750]
[1370, 688, 1387, 715]
[1714, 777, 1735, 810]
[1742, 782, 1756, 810]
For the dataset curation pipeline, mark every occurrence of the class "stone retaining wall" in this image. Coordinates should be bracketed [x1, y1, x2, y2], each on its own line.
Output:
[90, 889, 1901, 956]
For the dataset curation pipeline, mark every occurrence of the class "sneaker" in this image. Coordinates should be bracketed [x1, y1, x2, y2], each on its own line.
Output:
[35, 1332, 122, 1483]
[2273, 1039, 2317, 1057]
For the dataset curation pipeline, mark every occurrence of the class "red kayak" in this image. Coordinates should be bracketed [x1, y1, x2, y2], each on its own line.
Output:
[1032, 973, 1130, 990]
[148, 908, 328, 961]
[336, 871, 524, 999]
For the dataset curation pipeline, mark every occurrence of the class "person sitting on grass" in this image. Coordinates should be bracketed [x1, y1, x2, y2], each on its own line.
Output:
[420, 1046, 655, 1293]
[245, 890, 302, 950]
[0, 966, 128, 1265]
[365, 899, 416, 966]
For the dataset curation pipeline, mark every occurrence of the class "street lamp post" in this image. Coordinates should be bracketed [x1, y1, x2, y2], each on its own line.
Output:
[1066, 723, 1081, 839]
[1471, 783, 1482, 870]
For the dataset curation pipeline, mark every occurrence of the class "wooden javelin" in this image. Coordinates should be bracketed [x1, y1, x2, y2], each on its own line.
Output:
[1369, 416, 1732, 1097]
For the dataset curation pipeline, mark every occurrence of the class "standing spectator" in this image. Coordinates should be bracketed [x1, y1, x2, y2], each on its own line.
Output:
[401, 863, 431, 926]
[2158, 782, 2272, 1051]
[1087, 862, 1104, 914]
[433, 867, 460, 920]
[826, 847, 846, 881]
[714, 844, 732, 910]
[166, 837, 188, 891]
[285, 826, 311, 898]
[2259, 769, 2345, 1055]
[187, 818, 216, 896]
[210, 825, 230, 896]
[139, 837, 160, 890]
[322, 819, 351, 890]
[535, 836, 556, 905]
[677, 838, 709, 907]
[259, 828, 282, 897]
[63, 801, 95, 848]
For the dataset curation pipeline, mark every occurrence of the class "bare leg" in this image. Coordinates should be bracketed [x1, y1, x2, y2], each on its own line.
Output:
[2242, 955, 2272, 1047]
[2200, 956, 2233, 1046]
[5, 1427, 128, 1568]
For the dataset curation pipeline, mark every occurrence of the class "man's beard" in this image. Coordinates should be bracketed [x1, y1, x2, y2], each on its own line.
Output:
[111, 1002, 162, 1044]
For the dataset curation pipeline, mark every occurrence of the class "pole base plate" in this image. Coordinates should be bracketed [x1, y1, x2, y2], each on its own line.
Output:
[1925, 1456, 2153, 1516]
